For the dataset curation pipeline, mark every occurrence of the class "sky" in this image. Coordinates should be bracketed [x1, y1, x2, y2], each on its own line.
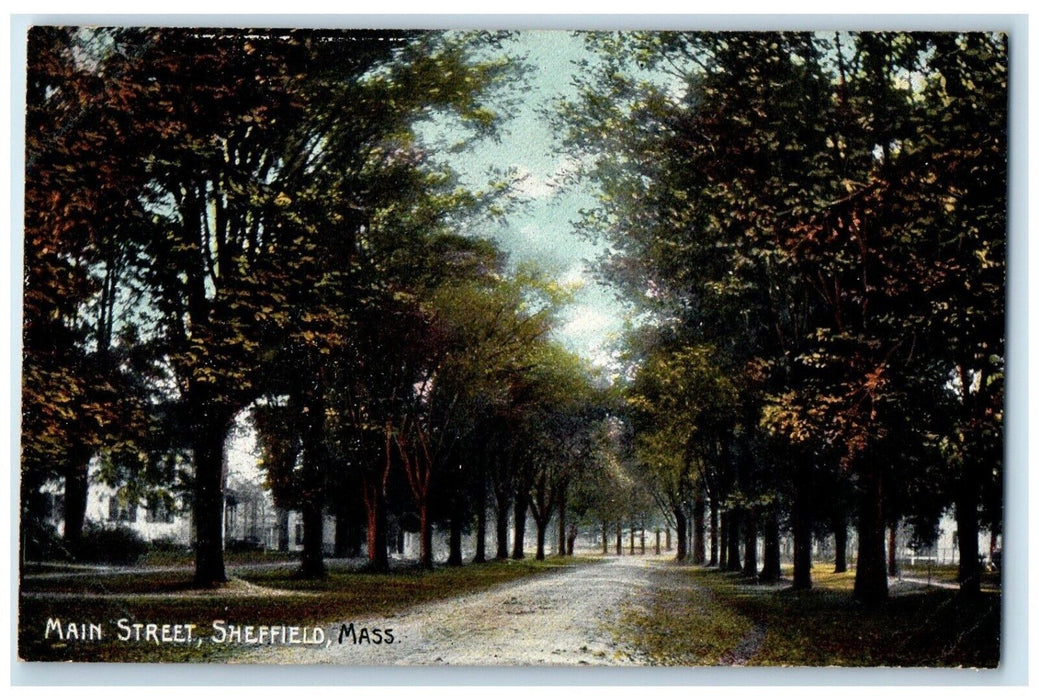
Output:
[421, 31, 629, 369]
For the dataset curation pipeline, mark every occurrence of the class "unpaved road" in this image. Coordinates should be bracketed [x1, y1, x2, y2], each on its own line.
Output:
[241, 556, 661, 666]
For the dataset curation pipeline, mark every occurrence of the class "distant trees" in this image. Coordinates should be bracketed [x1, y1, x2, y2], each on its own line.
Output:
[626, 342, 737, 563]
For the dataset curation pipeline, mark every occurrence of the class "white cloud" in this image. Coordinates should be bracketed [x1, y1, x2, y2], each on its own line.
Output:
[559, 263, 588, 287]
[563, 308, 612, 337]
[510, 164, 560, 199]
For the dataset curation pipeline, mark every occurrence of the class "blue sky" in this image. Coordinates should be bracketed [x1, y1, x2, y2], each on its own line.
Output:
[422, 31, 628, 368]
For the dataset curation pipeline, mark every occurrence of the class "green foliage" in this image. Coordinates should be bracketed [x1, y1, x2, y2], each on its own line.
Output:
[561, 30, 1006, 594]
[71, 524, 150, 565]
[22, 27, 532, 579]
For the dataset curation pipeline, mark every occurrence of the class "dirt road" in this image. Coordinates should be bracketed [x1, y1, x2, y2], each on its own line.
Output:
[241, 556, 661, 666]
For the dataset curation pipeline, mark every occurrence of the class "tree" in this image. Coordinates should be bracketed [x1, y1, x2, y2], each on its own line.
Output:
[72, 28, 519, 585]
[512, 343, 600, 561]
[392, 271, 563, 567]
[626, 342, 738, 563]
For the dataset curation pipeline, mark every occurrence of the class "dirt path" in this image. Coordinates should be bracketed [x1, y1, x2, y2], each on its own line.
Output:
[240, 556, 662, 666]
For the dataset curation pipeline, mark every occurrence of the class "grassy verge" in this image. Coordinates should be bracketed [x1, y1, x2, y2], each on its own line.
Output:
[138, 549, 302, 567]
[19, 556, 592, 663]
[619, 565, 753, 665]
[897, 563, 1001, 589]
[626, 562, 1000, 667]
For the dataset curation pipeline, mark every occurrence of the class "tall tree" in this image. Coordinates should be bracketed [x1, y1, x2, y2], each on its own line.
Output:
[89, 28, 517, 585]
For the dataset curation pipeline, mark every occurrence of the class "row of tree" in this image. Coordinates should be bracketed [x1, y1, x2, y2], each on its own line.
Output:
[22, 27, 652, 585]
[561, 31, 1006, 601]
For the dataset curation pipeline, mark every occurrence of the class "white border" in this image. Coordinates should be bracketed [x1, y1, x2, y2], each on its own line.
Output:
[4, 7, 1032, 690]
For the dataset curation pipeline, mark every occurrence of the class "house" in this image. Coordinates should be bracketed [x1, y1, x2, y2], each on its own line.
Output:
[38, 460, 339, 555]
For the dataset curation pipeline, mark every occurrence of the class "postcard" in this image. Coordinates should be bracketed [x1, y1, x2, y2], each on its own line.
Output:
[16, 22, 1012, 675]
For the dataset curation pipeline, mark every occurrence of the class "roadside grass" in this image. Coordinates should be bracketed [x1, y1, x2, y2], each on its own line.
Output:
[619, 565, 752, 665]
[629, 562, 1000, 667]
[19, 555, 592, 663]
[138, 549, 302, 567]
[897, 563, 1001, 589]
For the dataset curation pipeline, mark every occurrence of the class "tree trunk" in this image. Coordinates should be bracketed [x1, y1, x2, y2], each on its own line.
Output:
[692, 490, 706, 565]
[674, 508, 687, 561]
[640, 527, 646, 555]
[887, 519, 899, 577]
[495, 490, 510, 560]
[299, 400, 328, 579]
[473, 470, 487, 564]
[709, 495, 720, 567]
[718, 511, 728, 570]
[833, 513, 848, 573]
[277, 508, 290, 553]
[760, 507, 781, 583]
[655, 529, 661, 555]
[192, 422, 229, 586]
[448, 514, 463, 567]
[534, 517, 548, 561]
[299, 496, 325, 578]
[512, 490, 528, 560]
[742, 507, 758, 579]
[615, 522, 622, 556]
[792, 508, 813, 590]
[419, 502, 433, 569]
[629, 525, 635, 555]
[955, 480, 982, 596]
[853, 463, 888, 603]
[557, 491, 567, 556]
[566, 525, 577, 556]
[62, 454, 90, 547]
[601, 521, 608, 555]
[792, 484, 812, 590]
[333, 504, 353, 558]
[665, 527, 671, 551]
[362, 474, 389, 572]
[726, 508, 742, 572]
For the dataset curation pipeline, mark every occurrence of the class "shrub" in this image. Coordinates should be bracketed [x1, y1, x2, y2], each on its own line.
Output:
[72, 525, 149, 565]
[23, 521, 68, 562]
[226, 537, 264, 553]
[148, 536, 190, 554]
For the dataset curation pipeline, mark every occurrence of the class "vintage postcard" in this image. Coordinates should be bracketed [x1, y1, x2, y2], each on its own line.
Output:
[17, 22, 1012, 674]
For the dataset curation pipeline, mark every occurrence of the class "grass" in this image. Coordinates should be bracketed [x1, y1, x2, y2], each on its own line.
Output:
[139, 549, 301, 567]
[626, 561, 1001, 667]
[22, 549, 301, 575]
[898, 562, 1002, 589]
[19, 555, 590, 663]
[619, 565, 753, 665]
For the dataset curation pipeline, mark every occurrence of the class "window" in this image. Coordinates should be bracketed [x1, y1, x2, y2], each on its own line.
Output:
[108, 496, 137, 523]
[146, 496, 175, 524]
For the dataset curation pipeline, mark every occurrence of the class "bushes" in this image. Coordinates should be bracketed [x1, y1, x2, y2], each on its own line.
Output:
[22, 521, 67, 562]
[226, 537, 264, 553]
[72, 525, 149, 565]
[148, 536, 190, 554]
